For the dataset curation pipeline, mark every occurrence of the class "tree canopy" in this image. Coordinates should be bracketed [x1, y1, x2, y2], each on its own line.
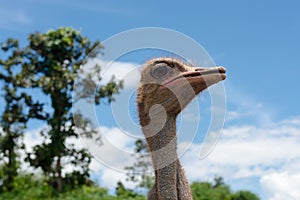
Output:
[0, 27, 123, 192]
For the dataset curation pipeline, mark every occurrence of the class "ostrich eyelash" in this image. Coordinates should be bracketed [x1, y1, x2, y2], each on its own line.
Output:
[153, 61, 175, 68]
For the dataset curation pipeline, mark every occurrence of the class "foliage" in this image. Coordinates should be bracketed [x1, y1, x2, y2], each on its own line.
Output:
[191, 180, 230, 200]
[230, 190, 260, 200]
[0, 173, 260, 200]
[0, 39, 46, 191]
[191, 177, 260, 200]
[0, 173, 108, 200]
[0, 27, 123, 192]
[115, 181, 146, 200]
[0, 173, 145, 200]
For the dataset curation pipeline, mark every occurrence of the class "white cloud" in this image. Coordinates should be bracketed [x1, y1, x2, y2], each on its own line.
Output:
[181, 115, 300, 178]
[22, 125, 137, 191]
[81, 58, 140, 90]
[260, 172, 300, 200]
[76, 126, 139, 192]
[23, 126, 48, 149]
[177, 116, 300, 198]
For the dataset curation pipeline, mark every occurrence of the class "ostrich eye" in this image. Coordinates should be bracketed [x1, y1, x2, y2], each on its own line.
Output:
[151, 65, 168, 79]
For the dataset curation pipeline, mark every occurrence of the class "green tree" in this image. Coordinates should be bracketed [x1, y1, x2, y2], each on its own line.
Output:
[1, 27, 123, 192]
[231, 190, 260, 200]
[191, 177, 260, 200]
[191, 181, 231, 200]
[0, 39, 47, 191]
[25, 27, 122, 192]
[115, 181, 145, 200]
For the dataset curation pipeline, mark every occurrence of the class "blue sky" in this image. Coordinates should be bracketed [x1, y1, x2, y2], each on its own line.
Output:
[1, 0, 300, 199]
[1, 0, 299, 118]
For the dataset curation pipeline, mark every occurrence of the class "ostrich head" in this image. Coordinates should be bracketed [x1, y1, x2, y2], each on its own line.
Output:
[137, 57, 226, 124]
[137, 57, 226, 199]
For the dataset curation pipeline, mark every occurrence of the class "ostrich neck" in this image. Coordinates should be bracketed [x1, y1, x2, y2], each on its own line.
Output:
[142, 115, 193, 199]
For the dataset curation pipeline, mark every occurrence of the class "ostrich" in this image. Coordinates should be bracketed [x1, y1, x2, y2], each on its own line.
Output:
[137, 57, 226, 199]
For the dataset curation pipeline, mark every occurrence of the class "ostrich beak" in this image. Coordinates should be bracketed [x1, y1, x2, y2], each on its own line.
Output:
[160, 66, 226, 89]
[194, 66, 226, 78]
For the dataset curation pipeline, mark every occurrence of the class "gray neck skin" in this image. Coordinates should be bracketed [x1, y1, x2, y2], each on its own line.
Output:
[143, 115, 193, 200]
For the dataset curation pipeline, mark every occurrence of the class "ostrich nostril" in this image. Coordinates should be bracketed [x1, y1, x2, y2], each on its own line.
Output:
[195, 67, 206, 71]
[218, 66, 226, 73]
